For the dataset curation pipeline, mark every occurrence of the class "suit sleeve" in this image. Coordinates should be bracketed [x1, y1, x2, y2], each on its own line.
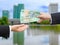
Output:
[51, 12, 60, 24]
[0, 25, 10, 39]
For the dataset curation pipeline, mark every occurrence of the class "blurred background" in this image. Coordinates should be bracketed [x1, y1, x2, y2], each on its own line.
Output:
[0, 0, 60, 45]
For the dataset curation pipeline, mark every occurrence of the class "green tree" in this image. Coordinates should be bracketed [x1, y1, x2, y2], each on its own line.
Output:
[0, 16, 9, 25]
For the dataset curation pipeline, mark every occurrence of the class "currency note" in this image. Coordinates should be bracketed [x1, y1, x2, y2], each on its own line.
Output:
[20, 9, 40, 23]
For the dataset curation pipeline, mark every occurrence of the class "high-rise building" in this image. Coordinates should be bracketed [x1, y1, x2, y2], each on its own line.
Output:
[49, 3, 58, 13]
[18, 4, 24, 18]
[2, 10, 9, 18]
[13, 4, 24, 19]
[13, 5, 18, 18]
[13, 4, 24, 45]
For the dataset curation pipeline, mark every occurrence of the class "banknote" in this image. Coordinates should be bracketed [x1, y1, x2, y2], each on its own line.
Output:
[20, 9, 40, 23]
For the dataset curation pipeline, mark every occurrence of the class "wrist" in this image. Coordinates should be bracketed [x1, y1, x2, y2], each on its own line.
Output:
[10, 25, 13, 31]
[48, 14, 51, 20]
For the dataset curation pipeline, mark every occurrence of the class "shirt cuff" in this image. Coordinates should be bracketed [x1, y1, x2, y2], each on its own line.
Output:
[50, 14, 52, 24]
[50, 18, 52, 24]
[9, 25, 13, 38]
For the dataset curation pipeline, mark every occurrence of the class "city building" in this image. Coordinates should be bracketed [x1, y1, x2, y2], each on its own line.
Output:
[13, 4, 24, 45]
[18, 4, 24, 18]
[2, 10, 9, 18]
[13, 5, 18, 18]
[49, 3, 58, 13]
[13, 4, 24, 19]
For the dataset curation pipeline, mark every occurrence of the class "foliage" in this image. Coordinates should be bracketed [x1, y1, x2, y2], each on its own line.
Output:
[40, 20, 50, 24]
[30, 20, 50, 24]
[0, 16, 9, 25]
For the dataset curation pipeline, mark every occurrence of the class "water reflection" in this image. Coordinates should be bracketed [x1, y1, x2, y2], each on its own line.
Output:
[24, 25, 60, 45]
[0, 25, 60, 45]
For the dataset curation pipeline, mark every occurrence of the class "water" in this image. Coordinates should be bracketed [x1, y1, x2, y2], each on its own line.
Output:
[0, 25, 60, 45]
[24, 28, 50, 45]
[24, 25, 60, 45]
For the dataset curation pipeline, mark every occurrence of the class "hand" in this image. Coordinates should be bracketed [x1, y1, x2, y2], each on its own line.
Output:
[10, 24, 28, 32]
[37, 12, 51, 23]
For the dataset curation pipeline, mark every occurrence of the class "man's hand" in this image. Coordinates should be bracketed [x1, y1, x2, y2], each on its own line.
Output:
[10, 24, 28, 32]
[37, 12, 51, 23]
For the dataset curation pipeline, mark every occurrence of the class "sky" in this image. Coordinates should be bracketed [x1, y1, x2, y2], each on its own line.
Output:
[0, 0, 60, 18]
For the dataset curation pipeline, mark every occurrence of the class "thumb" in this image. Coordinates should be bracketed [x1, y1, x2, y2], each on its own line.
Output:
[37, 15, 44, 19]
[37, 19, 43, 23]
[37, 12, 44, 18]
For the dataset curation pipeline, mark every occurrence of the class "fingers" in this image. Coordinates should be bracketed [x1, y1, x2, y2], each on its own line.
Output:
[13, 24, 25, 27]
[37, 15, 44, 19]
[11, 24, 29, 32]
[21, 25, 29, 28]
[37, 12, 44, 23]
[37, 19, 43, 23]
[37, 12, 44, 18]
[17, 25, 29, 32]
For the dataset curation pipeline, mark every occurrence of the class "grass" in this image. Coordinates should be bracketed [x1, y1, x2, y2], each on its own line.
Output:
[30, 24, 60, 33]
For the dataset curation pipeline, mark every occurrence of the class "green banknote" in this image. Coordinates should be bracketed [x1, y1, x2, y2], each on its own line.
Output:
[20, 10, 40, 23]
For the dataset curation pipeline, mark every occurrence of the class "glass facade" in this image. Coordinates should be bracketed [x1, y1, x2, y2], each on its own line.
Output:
[13, 5, 18, 18]
[13, 4, 24, 45]
[2, 10, 9, 18]
[13, 4, 24, 19]
[17, 4, 24, 18]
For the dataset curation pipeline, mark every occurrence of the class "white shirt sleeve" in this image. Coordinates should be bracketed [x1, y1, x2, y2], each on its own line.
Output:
[50, 18, 52, 24]
[50, 15, 52, 24]
[9, 25, 13, 38]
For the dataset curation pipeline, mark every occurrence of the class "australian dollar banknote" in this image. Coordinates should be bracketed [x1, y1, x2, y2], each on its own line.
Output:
[20, 10, 40, 23]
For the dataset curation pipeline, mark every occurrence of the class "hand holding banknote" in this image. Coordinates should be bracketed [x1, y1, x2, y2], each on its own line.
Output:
[37, 12, 51, 23]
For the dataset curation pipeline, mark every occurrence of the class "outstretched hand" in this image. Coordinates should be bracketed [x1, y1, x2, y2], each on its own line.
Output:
[11, 24, 28, 32]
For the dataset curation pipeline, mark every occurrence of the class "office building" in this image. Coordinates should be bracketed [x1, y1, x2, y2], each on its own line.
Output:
[13, 4, 24, 19]
[13, 4, 24, 45]
[13, 5, 18, 18]
[49, 3, 58, 13]
[2, 10, 9, 18]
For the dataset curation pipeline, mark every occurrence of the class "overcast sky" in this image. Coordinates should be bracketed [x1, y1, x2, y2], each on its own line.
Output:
[0, 0, 60, 18]
[0, 0, 59, 10]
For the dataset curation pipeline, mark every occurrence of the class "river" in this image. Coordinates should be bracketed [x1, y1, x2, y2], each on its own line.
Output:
[0, 25, 60, 45]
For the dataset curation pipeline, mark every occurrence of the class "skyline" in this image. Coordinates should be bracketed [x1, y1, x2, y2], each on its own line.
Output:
[0, 0, 60, 10]
[0, 0, 60, 18]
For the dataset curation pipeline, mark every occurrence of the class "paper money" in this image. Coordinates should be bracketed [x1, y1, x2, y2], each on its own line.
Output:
[20, 9, 40, 23]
